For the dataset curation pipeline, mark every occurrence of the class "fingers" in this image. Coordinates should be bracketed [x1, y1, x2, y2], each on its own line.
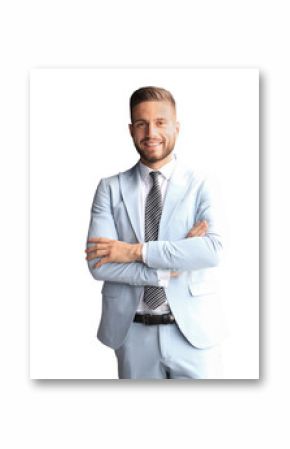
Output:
[85, 238, 114, 265]
[85, 242, 111, 260]
[86, 243, 109, 254]
[193, 220, 208, 236]
[186, 220, 208, 238]
[86, 249, 109, 261]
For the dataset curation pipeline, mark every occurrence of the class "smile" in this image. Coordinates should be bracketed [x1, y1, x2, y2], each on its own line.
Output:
[143, 141, 163, 148]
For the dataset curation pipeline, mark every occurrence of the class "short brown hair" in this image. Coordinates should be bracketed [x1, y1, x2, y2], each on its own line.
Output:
[130, 86, 176, 120]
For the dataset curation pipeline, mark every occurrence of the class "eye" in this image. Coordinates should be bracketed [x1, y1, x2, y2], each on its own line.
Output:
[156, 120, 166, 127]
[134, 122, 146, 129]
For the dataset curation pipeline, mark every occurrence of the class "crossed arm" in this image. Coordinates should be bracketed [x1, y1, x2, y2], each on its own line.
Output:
[86, 220, 208, 269]
[86, 177, 222, 285]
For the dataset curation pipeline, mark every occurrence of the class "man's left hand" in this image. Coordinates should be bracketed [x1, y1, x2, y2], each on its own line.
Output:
[86, 238, 143, 268]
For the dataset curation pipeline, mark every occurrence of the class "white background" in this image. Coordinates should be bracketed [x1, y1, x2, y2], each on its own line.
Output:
[0, 0, 288, 448]
[30, 68, 259, 379]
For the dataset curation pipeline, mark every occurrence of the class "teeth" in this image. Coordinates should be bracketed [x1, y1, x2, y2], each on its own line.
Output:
[145, 142, 161, 146]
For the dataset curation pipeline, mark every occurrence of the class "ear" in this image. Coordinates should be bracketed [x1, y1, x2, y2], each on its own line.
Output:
[176, 121, 180, 134]
[128, 123, 133, 137]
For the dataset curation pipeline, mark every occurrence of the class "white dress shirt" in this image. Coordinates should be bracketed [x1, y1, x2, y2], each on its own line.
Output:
[136, 156, 177, 315]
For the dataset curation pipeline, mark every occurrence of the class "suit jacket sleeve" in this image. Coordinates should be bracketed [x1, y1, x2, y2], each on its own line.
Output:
[144, 177, 224, 271]
[87, 178, 160, 286]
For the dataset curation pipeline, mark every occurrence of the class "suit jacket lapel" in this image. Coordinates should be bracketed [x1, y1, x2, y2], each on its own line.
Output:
[159, 161, 195, 238]
[119, 163, 143, 242]
[119, 159, 195, 242]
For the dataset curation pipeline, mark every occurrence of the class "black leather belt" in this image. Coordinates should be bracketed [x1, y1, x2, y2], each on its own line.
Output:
[134, 313, 175, 325]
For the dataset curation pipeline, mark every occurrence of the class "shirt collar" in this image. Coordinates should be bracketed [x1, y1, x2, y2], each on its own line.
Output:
[138, 154, 177, 182]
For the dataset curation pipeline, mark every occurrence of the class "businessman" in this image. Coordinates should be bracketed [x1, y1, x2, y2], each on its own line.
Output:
[86, 86, 226, 379]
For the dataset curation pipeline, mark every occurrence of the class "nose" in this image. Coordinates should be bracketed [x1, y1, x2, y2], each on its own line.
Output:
[145, 122, 158, 138]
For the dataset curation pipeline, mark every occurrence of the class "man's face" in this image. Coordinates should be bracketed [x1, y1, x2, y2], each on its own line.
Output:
[129, 100, 180, 168]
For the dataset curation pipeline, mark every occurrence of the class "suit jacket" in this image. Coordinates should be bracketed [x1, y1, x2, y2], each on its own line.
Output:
[87, 157, 227, 350]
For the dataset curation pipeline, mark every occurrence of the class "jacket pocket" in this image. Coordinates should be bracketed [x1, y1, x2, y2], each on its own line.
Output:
[188, 280, 218, 296]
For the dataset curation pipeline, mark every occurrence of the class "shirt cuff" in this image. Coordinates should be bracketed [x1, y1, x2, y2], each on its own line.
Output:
[157, 269, 171, 287]
[142, 242, 148, 264]
[142, 243, 170, 286]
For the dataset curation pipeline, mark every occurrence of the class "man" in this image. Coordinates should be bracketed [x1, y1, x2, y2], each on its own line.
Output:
[86, 86, 226, 379]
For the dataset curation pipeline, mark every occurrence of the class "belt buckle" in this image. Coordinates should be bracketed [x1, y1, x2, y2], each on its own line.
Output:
[163, 313, 174, 324]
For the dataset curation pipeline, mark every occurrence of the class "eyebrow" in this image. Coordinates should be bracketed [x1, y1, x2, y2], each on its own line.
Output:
[133, 117, 168, 123]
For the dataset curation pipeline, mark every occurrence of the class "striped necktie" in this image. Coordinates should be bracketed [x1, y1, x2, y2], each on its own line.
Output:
[143, 171, 167, 309]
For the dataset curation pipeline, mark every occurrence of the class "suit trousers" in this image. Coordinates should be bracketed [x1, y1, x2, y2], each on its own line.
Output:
[115, 320, 223, 379]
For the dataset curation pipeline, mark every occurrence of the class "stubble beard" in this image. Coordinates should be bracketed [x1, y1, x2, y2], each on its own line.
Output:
[134, 141, 175, 164]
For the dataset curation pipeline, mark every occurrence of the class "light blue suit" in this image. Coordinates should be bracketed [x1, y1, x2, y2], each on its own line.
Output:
[87, 157, 227, 363]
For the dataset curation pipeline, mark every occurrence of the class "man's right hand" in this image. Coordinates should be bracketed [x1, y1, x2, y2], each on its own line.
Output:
[170, 220, 208, 278]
